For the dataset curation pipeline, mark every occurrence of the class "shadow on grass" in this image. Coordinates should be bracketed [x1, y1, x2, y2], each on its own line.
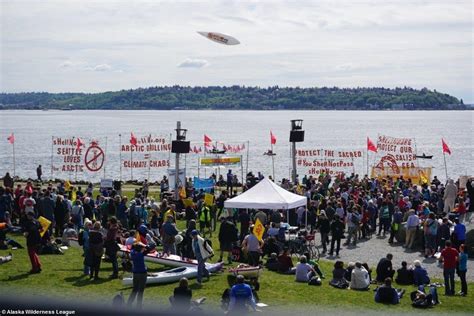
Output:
[64, 274, 113, 287]
[4, 272, 30, 282]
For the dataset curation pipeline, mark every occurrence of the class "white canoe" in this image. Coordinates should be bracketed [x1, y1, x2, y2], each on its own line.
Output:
[118, 244, 223, 272]
[228, 265, 263, 278]
[122, 266, 197, 286]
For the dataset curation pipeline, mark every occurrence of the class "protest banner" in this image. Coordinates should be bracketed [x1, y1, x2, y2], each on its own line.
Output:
[121, 134, 171, 170]
[199, 156, 241, 167]
[373, 135, 418, 177]
[204, 193, 214, 206]
[296, 149, 363, 176]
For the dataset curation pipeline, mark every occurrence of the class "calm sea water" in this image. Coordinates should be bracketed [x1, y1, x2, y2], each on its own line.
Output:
[0, 110, 472, 183]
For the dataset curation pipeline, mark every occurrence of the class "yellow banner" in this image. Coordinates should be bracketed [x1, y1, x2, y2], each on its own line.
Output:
[204, 193, 214, 206]
[371, 166, 432, 185]
[199, 156, 241, 167]
[38, 216, 51, 237]
[253, 218, 265, 241]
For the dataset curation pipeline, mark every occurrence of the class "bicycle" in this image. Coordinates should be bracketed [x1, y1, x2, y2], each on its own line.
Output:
[288, 232, 320, 262]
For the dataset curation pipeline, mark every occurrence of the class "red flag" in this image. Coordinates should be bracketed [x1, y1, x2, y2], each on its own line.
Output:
[367, 137, 377, 152]
[270, 131, 277, 145]
[76, 137, 84, 150]
[7, 133, 14, 144]
[204, 135, 212, 148]
[130, 132, 138, 145]
[441, 138, 451, 155]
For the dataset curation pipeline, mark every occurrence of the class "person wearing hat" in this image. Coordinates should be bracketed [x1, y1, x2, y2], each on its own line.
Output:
[23, 209, 42, 273]
[413, 260, 430, 286]
[162, 215, 179, 255]
[191, 230, 213, 285]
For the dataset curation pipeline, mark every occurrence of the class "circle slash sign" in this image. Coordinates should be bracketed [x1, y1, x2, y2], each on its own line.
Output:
[84, 145, 105, 172]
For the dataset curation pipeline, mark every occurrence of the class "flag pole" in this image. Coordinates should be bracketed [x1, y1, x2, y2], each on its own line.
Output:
[443, 151, 448, 180]
[271, 142, 275, 181]
[12, 137, 16, 177]
[119, 134, 122, 182]
[103, 136, 108, 179]
[51, 136, 54, 180]
[130, 147, 133, 181]
[366, 145, 369, 176]
[246, 140, 249, 176]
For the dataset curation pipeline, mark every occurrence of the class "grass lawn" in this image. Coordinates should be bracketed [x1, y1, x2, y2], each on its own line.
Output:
[1, 186, 473, 314]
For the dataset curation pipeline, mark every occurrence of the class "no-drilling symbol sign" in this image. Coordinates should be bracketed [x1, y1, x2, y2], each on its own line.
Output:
[84, 144, 105, 172]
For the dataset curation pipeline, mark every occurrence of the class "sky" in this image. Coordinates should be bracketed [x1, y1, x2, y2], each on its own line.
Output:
[1, 0, 473, 102]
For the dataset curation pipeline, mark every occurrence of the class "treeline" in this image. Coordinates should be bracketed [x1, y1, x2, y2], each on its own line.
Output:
[0, 86, 465, 110]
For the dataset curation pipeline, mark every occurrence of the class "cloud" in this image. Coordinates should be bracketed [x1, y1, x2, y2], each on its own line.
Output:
[92, 64, 112, 72]
[177, 58, 209, 68]
[59, 60, 75, 68]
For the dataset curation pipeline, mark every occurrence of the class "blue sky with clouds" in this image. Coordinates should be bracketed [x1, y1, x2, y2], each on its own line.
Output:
[1, 0, 472, 102]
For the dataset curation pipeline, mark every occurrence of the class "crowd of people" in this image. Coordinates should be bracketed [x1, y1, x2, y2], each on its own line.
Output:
[0, 170, 472, 311]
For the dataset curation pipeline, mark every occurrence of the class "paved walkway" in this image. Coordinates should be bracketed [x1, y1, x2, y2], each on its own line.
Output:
[314, 225, 474, 282]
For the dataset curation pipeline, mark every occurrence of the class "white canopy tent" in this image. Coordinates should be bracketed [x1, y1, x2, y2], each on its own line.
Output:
[224, 178, 307, 225]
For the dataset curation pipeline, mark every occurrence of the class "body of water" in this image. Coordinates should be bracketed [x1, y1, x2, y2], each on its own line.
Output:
[0, 110, 472, 183]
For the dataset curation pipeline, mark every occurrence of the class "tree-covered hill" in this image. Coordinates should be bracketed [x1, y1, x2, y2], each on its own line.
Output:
[0, 86, 465, 110]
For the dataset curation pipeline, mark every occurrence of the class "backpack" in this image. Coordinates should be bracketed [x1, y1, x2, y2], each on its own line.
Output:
[351, 213, 360, 225]
[204, 238, 214, 256]
[78, 230, 84, 246]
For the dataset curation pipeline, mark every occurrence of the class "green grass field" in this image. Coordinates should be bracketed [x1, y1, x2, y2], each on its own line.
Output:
[1, 186, 473, 314]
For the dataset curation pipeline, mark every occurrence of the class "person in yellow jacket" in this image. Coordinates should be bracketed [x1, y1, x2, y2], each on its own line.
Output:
[198, 205, 212, 237]
[164, 204, 176, 223]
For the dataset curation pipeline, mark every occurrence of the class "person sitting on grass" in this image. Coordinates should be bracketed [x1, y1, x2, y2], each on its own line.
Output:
[265, 252, 279, 272]
[303, 251, 325, 279]
[350, 262, 370, 290]
[227, 275, 258, 314]
[375, 277, 404, 304]
[170, 277, 192, 312]
[413, 260, 430, 286]
[295, 255, 317, 283]
[330, 260, 349, 289]
[395, 261, 414, 285]
[277, 248, 294, 274]
[376, 253, 394, 283]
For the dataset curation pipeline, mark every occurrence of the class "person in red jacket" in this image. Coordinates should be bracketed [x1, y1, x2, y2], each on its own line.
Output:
[439, 240, 459, 296]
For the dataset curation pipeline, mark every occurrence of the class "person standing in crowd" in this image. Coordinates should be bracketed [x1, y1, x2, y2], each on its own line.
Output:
[127, 242, 149, 309]
[218, 217, 238, 264]
[443, 179, 458, 213]
[452, 218, 466, 250]
[105, 217, 120, 279]
[226, 170, 234, 193]
[329, 215, 344, 257]
[242, 226, 263, 266]
[315, 210, 330, 254]
[404, 210, 419, 249]
[142, 180, 149, 199]
[3, 172, 14, 188]
[191, 230, 213, 285]
[82, 219, 92, 276]
[457, 244, 468, 296]
[36, 165, 42, 182]
[23, 210, 42, 274]
[71, 199, 84, 231]
[238, 209, 250, 242]
[88, 221, 104, 280]
[345, 209, 360, 246]
[162, 215, 179, 255]
[423, 212, 438, 258]
[439, 240, 459, 296]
